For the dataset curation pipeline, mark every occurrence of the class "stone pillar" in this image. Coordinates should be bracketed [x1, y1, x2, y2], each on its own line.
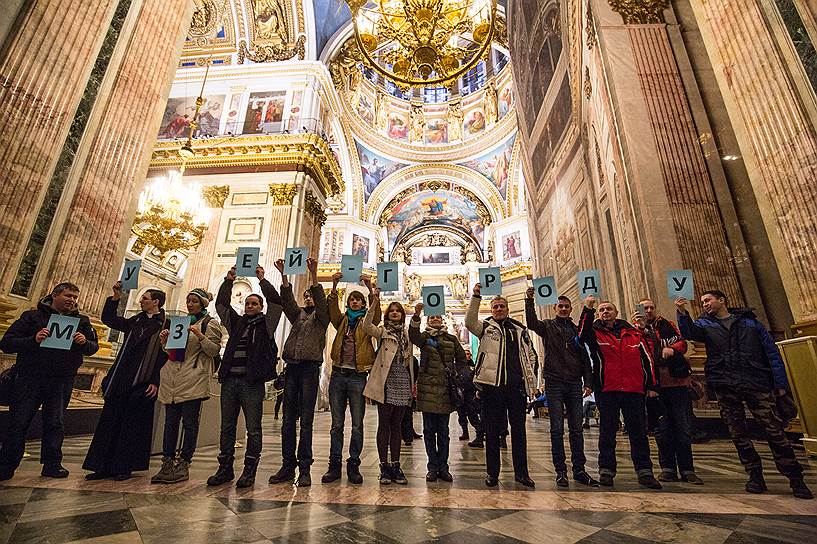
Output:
[600, 1, 743, 307]
[0, 0, 118, 292]
[38, 0, 193, 316]
[184, 185, 230, 294]
[689, 0, 817, 330]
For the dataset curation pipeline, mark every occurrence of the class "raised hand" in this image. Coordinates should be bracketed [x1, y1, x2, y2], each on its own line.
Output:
[112, 281, 123, 300]
[307, 258, 318, 277]
[414, 302, 424, 315]
[225, 267, 237, 281]
[525, 287, 534, 299]
[473, 283, 481, 296]
[273, 259, 285, 274]
[675, 297, 689, 313]
[255, 265, 265, 281]
[584, 295, 597, 309]
[331, 271, 343, 288]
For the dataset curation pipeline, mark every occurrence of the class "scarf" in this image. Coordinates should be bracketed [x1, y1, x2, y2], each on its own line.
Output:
[346, 307, 365, 328]
[385, 321, 408, 364]
[168, 310, 208, 362]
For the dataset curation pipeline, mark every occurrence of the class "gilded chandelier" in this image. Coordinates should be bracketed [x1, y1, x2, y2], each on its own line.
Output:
[131, 170, 210, 254]
[347, 0, 496, 89]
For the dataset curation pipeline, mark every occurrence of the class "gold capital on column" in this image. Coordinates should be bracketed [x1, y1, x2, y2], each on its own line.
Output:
[304, 189, 327, 227]
[608, 0, 669, 24]
[89, 318, 113, 358]
[269, 184, 298, 205]
[202, 185, 230, 208]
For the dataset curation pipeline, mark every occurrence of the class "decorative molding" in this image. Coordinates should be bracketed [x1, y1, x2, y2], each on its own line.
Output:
[584, 67, 592, 99]
[608, 0, 669, 24]
[151, 133, 344, 197]
[586, 1, 596, 49]
[202, 185, 230, 208]
[237, 34, 306, 63]
[500, 262, 532, 281]
[304, 189, 327, 227]
[269, 183, 297, 205]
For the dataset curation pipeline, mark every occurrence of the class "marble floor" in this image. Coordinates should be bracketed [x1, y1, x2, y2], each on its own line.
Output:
[0, 411, 815, 543]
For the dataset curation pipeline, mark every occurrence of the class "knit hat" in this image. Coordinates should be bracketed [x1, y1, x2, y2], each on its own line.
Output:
[188, 288, 212, 308]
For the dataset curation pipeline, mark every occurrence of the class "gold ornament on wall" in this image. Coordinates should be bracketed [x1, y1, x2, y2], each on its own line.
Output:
[254, 0, 290, 43]
[608, 0, 670, 25]
[238, 35, 305, 63]
[585, 1, 596, 49]
[304, 189, 327, 227]
[269, 183, 298, 205]
[584, 67, 592, 99]
[202, 185, 230, 208]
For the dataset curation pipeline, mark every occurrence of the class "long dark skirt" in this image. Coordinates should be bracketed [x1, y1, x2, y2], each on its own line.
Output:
[82, 384, 156, 474]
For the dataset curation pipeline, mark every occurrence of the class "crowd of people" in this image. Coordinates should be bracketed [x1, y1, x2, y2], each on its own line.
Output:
[0, 265, 812, 500]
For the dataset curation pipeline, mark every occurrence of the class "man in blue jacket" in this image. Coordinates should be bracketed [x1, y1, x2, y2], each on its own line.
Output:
[0, 282, 98, 481]
[676, 290, 812, 500]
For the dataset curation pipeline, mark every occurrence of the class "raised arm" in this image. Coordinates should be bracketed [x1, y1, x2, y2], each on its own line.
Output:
[215, 270, 241, 332]
[409, 303, 425, 347]
[674, 298, 706, 342]
[465, 283, 485, 338]
[101, 282, 130, 333]
[258, 268, 283, 338]
[328, 271, 343, 329]
[578, 298, 597, 347]
[361, 295, 384, 339]
[524, 291, 548, 337]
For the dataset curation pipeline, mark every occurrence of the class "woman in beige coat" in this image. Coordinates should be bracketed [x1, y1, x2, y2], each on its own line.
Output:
[152, 288, 223, 484]
[362, 285, 413, 485]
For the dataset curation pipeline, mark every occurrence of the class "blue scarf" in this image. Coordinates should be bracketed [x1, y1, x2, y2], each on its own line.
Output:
[346, 308, 366, 328]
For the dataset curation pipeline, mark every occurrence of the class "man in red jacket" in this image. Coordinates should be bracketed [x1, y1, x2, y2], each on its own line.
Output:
[578, 296, 661, 489]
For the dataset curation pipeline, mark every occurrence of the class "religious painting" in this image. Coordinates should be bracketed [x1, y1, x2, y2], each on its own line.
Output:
[224, 93, 242, 133]
[498, 82, 514, 118]
[387, 111, 409, 141]
[386, 189, 485, 247]
[463, 108, 486, 137]
[351, 233, 370, 261]
[424, 118, 449, 144]
[287, 89, 303, 132]
[355, 140, 409, 201]
[502, 231, 522, 261]
[242, 91, 286, 134]
[357, 93, 374, 125]
[253, 0, 290, 44]
[421, 250, 450, 264]
[158, 94, 225, 139]
[458, 132, 516, 199]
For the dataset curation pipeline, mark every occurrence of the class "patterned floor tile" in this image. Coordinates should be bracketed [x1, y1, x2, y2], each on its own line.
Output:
[606, 512, 734, 543]
[479, 510, 601, 544]
[239, 502, 350, 539]
[353, 506, 472, 544]
[433, 525, 527, 543]
[9, 508, 137, 544]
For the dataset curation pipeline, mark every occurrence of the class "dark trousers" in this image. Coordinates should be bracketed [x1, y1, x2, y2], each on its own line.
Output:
[422, 412, 450, 472]
[219, 375, 265, 462]
[655, 386, 695, 476]
[481, 384, 529, 478]
[715, 386, 803, 479]
[281, 362, 320, 469]
[162, 398, 203, 462]
[328, 370, 366, 464]
[545, 381, 587, 475]
[401, 403, 418, 441]
[457, 390, 483, 438]
[0, 374, 74, 471]
[377, 403, 407, 463]
[274, 390, 284, 418]
[597, 391, 653, 477]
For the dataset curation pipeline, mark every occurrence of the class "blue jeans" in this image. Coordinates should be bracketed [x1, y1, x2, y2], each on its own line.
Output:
[328, 370, 366, 464]
[545, 380, 587, 475]
[422, 412, 451, 472]
[281, 361, 321, 469]
[655, 386, 695, 475]
[0, 374, 74, 471]
[219, 375, 265, 462]
[162, 398, 203, 462]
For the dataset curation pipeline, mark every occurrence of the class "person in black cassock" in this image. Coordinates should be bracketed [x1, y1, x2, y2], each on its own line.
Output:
[82, 281, 167, 481]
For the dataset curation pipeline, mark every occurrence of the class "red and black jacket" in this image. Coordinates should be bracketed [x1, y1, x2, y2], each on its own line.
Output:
[578, 307, 656, 394]
[645, 316, 690, 379]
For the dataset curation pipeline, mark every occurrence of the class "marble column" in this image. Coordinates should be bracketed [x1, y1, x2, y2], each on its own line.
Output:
[0, 0, 118, 291]
[690, 0, 817, 329]
[38, 0, 193, 315]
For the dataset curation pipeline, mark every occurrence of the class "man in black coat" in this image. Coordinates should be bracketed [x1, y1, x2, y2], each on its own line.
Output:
[207, 265, 282, 489]
[0, 282, 98, 480]
[525, 290, 597, 488]
[83, 282, 167, 481]
[677, 290, 812, 500]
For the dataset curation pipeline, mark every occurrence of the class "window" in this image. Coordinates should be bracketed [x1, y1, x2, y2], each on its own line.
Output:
[384, 79, 412, 100]
[423, 86, 449, 103]
[461, 61, 486, 96]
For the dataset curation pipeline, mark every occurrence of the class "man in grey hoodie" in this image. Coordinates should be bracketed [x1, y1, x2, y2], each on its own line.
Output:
[268, 257, 330, 487]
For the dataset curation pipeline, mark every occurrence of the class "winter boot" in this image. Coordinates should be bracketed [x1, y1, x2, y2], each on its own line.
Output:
[745, 469, 767, 494]
[151, 457, 176, 484]
[321, 459, 342, 483]
[347, 460, 363, 484]
[379, 462, 392, 485]
[207, 455, 235, 486]
[236, 457, 259, 488]
[171, 459, 190, 483]
[391, 462, 408, 485]
[790, 478, 814, 500]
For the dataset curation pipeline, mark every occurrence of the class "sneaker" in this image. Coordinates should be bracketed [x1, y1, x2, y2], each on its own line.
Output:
[574, 471, 599, 487]
[151, 457, 176, 484]
[296, 469, 311, 487]
[171, 459, 190, 483]
[426, 471, 438, 482]
[379, 462, 392, 485]
[437, 470, 453, 482]
[391, 462, 407, 485]
[41, 464, 69, 479]
[321, 460, 342, 483]
[790, 478, 814, 500]
[268, 465, 297, 485]
[658, 471, 678, 482]
[681, 472, 704, 485]
[599, 474, 614, 487]
[638, 474, 662, 490]
[467, 438, 484, 448]
[555, 472, 569, 488]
